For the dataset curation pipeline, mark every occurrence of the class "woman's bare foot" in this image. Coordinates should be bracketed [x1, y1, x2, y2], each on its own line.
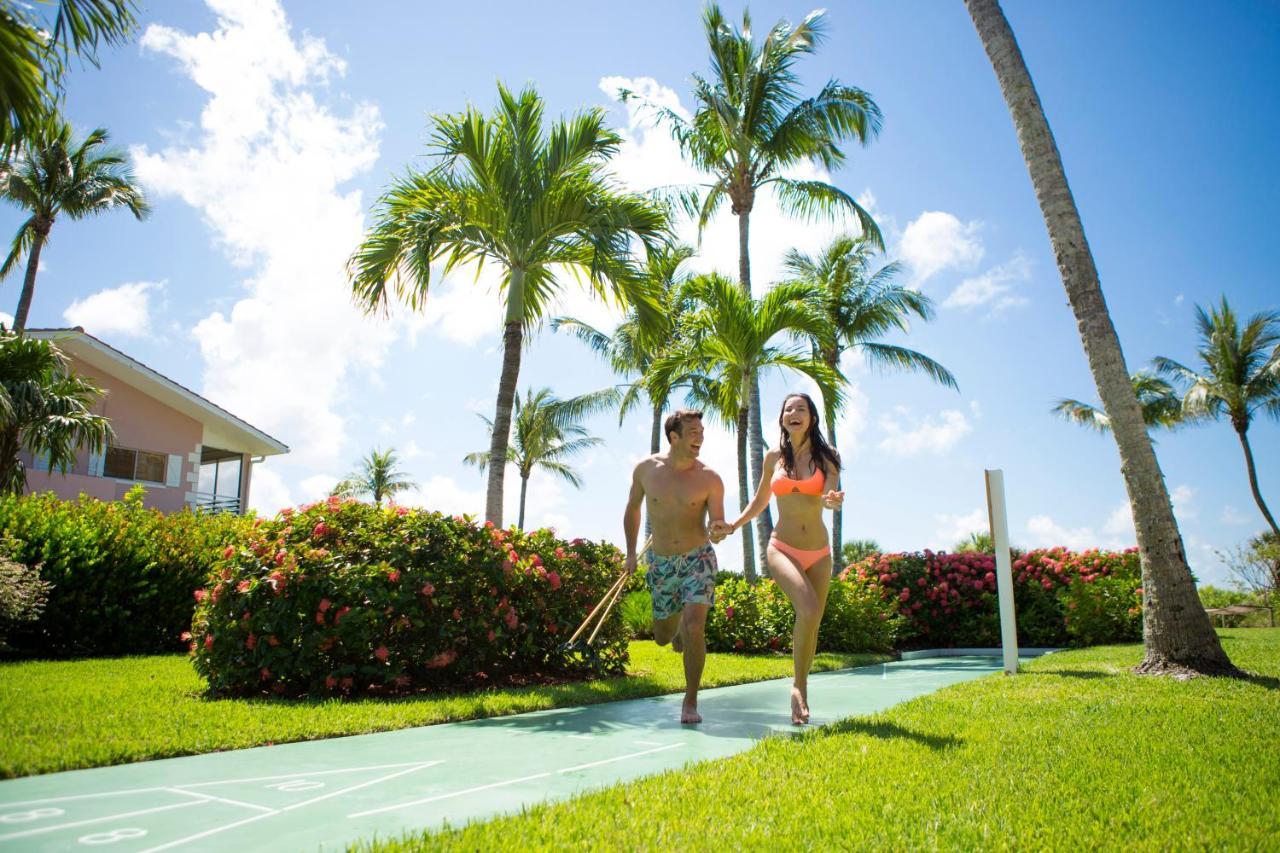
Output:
[790, 686, 807, 725]
[681, 701, 702, 724]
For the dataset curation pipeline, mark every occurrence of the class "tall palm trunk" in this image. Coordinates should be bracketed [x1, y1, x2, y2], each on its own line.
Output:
[0, 427, 23, 494]
[13, 222, 50, 332]
[1236, 425, 1280, 537]
[737, 207, 773, 576]
[485, 270, 526, 526]
[517, 472, 529, 530]
[737, 405, 756, 582]
[965, 0, 1238, 676]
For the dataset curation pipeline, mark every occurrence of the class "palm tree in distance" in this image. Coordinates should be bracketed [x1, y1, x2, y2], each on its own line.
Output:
[654, 273, 841, 581]
[465, 387, 616, 530]
[0, 119, 149, 329]
[964, 0, 1238, 677]
[349, 83, 668, 526]
[623, 4, 883, 568]
[331, 447, 417, 507]
[783, 234, 957, 573]
[1053, 371, 1183, 433]
[1155, 298, 1280, 538]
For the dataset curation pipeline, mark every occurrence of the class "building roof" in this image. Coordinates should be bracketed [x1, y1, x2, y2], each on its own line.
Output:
[27, 328, 289, 458]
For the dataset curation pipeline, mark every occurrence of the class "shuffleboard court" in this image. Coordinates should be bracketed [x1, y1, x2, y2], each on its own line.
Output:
[0, 654, 1044, 851]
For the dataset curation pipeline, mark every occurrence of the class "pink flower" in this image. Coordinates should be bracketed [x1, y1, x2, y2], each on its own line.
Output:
[879, 573, 891, 583]
[180, 631, 192, 641]
[425, 649, 458, 669]
[315, 612, 325, 625]
[547, 571, 562, 590]
[555, 548, 566, 559]
[984, 572, 995, 583]
[204, 635, 214, 650]
[1135, 587, 1144, 596]
[325, 675, 337, 690]
[421, 582, 435, 597]
[223, 545, 235, 559]
[193, 588, 207, 602]
[335, 605, 351, 624]
[237, 580, 251, 593]
[395, 506, 409, 516]
[973, 580, 984, 591]
[453, 608, 463, 621]
[504, 607, 519, 629]
[487, 629, 496, 643]
[312, 522, 330, 539]
[725, 606, 735, 620]
[531, 554, 543, 567]
[916, 577, 927, 587]
[899, 589, 910, 601]
[319, 598, 332, 612]
[374, 646, 389, 662]
[246, 633, 257, 650]
[387, 570, 401, 584]
[274, 550, 287, 566]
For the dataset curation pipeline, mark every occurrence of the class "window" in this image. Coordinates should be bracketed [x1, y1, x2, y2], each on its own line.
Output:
[103, 446, 168, 484]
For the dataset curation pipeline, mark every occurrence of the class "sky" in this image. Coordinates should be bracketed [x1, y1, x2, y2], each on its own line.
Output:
[5, 0, 1278, 587]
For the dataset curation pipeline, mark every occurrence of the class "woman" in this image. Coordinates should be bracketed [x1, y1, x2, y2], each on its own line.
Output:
[726, 393, 844, 724]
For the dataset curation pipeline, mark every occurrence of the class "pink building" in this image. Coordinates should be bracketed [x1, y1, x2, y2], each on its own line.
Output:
[22, 329, 288, 514]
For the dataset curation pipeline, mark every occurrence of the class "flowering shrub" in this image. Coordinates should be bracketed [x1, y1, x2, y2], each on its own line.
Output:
[0, 487, 250, 656]
[843, 547, 1142, 648]
[705, 575, 900, 654]
[189, 499, 628, 698]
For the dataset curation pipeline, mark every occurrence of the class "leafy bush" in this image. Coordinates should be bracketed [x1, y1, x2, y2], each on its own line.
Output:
[0, 536, 49, 651]
[843, 547, 1142, 648]
[620, 590, 653, 639]
[190, 498, 628, 698]
[0, 487, 250, 656]
[705, 574, 899, 654]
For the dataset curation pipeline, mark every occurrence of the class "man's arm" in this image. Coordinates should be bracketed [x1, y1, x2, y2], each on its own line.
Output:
[705, 471, 728, 543]
[623, 464, 645, 573]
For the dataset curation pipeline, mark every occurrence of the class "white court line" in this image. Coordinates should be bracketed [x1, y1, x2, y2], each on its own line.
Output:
[177, 760, 434, 788]
[558, 744, 681, 774]
[0, 786, 168, 809]
[0, 800, 199, 842]
[165, 788, 274, 814]
[348, 771, 554, 819]
[138, 762, 440, 853]
[566, 735, 595, 740]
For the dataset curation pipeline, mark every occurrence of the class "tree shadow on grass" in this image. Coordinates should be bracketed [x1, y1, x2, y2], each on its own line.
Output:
[809, 718, 961, 751]
[1237, 671, 1280, 690]
[1024, 668, 1114, 680]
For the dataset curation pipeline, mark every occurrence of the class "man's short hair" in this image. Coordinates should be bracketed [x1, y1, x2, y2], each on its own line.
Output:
[664, 409, 703, 444]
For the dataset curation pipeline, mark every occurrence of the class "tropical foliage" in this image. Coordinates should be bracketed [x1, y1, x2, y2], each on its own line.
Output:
[1053, 371, 1182, 433]
[331, 447, 417, 507]
[349, 83, 667, 526]
[465, 387, 615, 529]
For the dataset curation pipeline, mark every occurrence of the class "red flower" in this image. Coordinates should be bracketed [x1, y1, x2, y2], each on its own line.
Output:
[425, 649, 457, 668]
[274, 550, 287, 566]
[315, 612, 325, 625]
[204, 635, 214, 650]
[504, 607, 519, 629]
[223, 545, 235, 559]
[180, 631, 192, 641]
[725, 606, 735, 620]
[267, 635, 280, 647]
[421, 582, 435, 597]
[395, 506, 409, 516]
[387, 570, 401, 583]
[917, 577, 927, 587]
[193, 588, 207, 602]
[487, 629, 496, 643]
[555, 548, 566, 559]
[334, 606, 351, 624]
[899, 589, 910, 601]
[547, 571, 561, 590]
[374, 646, 389, 662]
[325, 675, 337, 690]
[319, 598, 332, 612]
[237, 580, 251, 593]
[531, 554, 543, 567]
[246, 633, 257, 649]
[453, 608, 462, 621]
[312, 522, 330, 539]
[260, 667, 271, 680]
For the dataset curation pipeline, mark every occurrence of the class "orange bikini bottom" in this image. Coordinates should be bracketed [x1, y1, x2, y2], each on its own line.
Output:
[769, 536, 832, 571]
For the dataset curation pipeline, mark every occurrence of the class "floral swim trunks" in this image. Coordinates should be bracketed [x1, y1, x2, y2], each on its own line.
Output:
[646, 543, 717, 621]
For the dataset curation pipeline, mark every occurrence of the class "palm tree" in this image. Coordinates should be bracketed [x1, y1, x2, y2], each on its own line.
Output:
[349, 83, 668, 526]
[955, 531, 994, 554]
[1053, 371, 1183, 433]
[0, 119, 149, 330]
[655, 273, 841, 581]
[331, 447, 417, 507]
[964, 0, 1238, 677]
[625, 4, 883, 566]
[1154, 298, 1280, 538]
[464, 387, 616, 530]
[841, 538, 881, 565]
[0, 329, 112, 494]
[552, 244, 697, 455]
[0, 1, 137, 150]
[784, 234, 957, 573]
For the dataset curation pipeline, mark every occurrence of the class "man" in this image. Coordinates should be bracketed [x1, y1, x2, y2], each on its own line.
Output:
[624, 409, 728, 724]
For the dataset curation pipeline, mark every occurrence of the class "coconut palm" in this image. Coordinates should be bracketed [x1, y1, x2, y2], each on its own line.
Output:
[784, 234, 957, 573]
[624, 4, 883, 565]
[1053, 371, 1183, 433]
[551, 244, 698, 455]
[1154, 298, 1280, 538]
[331, 447, 417, 507]
[349, 83, 668, 526]
[841, 538, 881, 565]
[0, 118, 149, 330]
[0, 329, 112, 494]
[964, 0, 1237, 676]
[464, 387, 616, 530]
[654, 273, 841, 581]
[0, 0, 137, 150]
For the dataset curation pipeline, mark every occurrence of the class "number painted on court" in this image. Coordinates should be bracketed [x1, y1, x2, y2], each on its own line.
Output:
[78, 827, 147, 845]
[0, 806, 64, 823]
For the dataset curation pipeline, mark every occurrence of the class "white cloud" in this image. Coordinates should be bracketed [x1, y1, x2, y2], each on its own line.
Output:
[399, 474, 485, 516]
[132, 0, 386, 469]
[943, 254, 1032, 313]
[1026, 515, 1097, 550]
[933, 509, 987, 550]
[1103, 502, 1133, 537]
[0, 311, 12, 328]
[1170, 484, 1197, 520]
[898, 211, 983, 284]
[62, 281, 162, 337]
[246, 464, 292, 515]
[1220, 505, 1249, 525]
[876, 408, 971, 456]
[299, 473, 340, 500]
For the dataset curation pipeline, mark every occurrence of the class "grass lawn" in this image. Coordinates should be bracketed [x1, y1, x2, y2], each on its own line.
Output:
[374, 629, 1280, 850]
[0, 642, 885, 779]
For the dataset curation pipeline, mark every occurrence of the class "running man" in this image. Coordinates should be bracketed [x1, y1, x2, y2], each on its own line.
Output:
[623, 409, 728, 724]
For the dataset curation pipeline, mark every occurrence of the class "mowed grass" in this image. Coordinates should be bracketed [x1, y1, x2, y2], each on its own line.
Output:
[0, 642, 885, 778]
[377, 629, 1280, 851]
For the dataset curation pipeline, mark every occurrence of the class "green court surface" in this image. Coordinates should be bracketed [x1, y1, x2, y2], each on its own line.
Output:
[0, 654, 1044, 851]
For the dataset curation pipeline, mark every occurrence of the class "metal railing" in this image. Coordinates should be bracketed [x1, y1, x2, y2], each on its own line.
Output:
[193, 491, 241, 514]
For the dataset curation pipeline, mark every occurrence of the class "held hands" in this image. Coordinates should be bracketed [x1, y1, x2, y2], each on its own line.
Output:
[624, 552, 638, 575]
[709, 520, 736, 543]
[821, 490, 845, 510]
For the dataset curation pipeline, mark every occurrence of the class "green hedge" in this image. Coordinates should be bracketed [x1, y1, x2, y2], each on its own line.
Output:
[844, 547, 1142, 648]
[0, 488, 249, 656]
[191, 498, 628, 697]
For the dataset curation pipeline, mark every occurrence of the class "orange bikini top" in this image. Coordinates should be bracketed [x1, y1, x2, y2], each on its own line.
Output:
[771, 466, 825, 497]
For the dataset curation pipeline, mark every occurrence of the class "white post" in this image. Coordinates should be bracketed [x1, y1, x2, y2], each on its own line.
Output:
[985, 469, 1019, 675]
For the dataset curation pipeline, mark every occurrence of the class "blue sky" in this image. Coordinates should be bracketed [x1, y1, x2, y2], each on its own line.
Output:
[6, 0, 1277, 586]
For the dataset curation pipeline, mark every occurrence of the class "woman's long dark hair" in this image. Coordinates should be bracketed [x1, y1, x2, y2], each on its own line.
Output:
[778, 393, 841, 478]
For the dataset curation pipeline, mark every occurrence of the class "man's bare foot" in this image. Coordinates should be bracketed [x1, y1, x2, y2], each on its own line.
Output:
[681, 701, 702, 724]
[790, 686, 808, 726]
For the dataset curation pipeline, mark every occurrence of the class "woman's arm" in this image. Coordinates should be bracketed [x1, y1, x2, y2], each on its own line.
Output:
[729, 449, 778, 530]
[821, 456, 844, 511]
